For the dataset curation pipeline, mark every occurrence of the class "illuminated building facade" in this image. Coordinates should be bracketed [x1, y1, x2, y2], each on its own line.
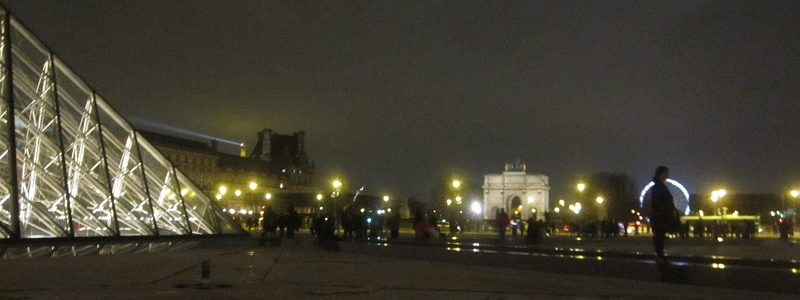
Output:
[483, 161, 550, 220]
[141, 129, 318, 217]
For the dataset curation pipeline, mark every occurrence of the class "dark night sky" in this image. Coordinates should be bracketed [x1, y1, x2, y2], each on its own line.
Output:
[4, 1, 799, 203]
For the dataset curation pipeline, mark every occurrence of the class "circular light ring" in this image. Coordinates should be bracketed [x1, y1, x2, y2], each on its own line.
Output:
[639, 179, 691, 215]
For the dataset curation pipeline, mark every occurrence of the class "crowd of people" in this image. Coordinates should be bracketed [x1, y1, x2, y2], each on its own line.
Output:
[252, 166, 793, 261]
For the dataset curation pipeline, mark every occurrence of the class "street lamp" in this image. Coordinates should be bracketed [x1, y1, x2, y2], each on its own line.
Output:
[264, 193, 272, 200]
[470, 201, 482, 232]
[248, 181, 257, 190]
[594, 196, 605, 238]
[316, 193, 323, 201]
[558, 199, 565, 207]
[452, 179, 461, 189]
[383, 195, 390, 202]
[446, 199, 452, 206]
[219, 185, 228, 196]
[790, 189, 799, 199]
[576, 183, 586, 222]
[234, 189, 242, 197]
[471, 201, 481, 215]
[331, 179, 343, 232]
[711, 189, 726, 215]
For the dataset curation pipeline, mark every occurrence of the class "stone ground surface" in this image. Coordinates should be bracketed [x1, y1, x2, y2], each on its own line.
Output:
[444, 232, 800, 261]
[0, 235, 798, 299]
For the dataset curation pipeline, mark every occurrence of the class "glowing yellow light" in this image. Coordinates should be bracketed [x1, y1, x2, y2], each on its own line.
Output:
[383, 195, 390, 202]
[360, 208, 365, 213]
[234, 189, 241, 197]
[332, 179, 342, 189]
[554, 207, 560, 213]
[791, 190, 799, 198]
[699, 210, 705, 217]
[577, 183, 586, 192]
[264, 193, 272, 200]
[716, 237, 724, 242]
[215, 194, 222, 200]
[248, 181, 257, 190]
[446, 199, 452, 206]
[387, 208, 392, 213]
[219, 185, 228, 195]
[316, 193, 323, 201]
[711, 189, 727, 202]
[452, 180, 461, 189]
[595, 196, 604, 204]
[559, 199, 565, 206]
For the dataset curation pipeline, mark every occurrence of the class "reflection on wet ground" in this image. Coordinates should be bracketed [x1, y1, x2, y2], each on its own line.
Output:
[365, 238, 800, 273]
[0, 241, 201, 260]
[355, 238, 800, 294]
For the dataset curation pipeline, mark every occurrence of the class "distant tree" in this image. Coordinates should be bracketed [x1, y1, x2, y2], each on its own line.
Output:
[586, 172, 638, 221]
[406, 196, 427, 218]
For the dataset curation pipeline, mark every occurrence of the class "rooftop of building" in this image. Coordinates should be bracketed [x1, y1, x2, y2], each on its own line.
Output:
[137, 130, 214, 154]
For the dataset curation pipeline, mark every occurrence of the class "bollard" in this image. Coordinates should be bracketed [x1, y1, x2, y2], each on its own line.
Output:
[200, 260, 210, 286]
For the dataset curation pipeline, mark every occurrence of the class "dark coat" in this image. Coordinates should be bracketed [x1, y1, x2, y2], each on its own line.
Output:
[649, 178, 679, 233]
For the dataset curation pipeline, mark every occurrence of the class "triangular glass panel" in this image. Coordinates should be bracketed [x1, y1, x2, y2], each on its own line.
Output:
[0, 7, 243, 239]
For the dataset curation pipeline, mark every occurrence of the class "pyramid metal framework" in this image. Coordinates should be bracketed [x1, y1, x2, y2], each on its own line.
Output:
[0, 8, 242, 239]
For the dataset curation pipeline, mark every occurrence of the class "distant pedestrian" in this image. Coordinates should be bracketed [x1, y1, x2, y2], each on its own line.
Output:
[649, 166, 679, 260]
[261, 206, 280, 246]
[496, 209, 509, 241]
[286, 205, 300, 239]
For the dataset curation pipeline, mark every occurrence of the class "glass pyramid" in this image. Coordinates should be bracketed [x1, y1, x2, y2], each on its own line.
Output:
[0, 7, 242, 239]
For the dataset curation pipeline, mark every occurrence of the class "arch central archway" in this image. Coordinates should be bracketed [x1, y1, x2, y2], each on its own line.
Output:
[508, 196, 522, 213]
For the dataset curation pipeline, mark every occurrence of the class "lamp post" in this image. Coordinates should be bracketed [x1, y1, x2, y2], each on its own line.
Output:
[710, 189, 726, 238]
[471, 201, 482, 232]
[577, 183, 586, 223]
[332, 179, 343, 232]
[711, 189, 726, 216]
[595, 196, 604, 238]
[450, 179, 461, 230]
[789, 189, 798, 232]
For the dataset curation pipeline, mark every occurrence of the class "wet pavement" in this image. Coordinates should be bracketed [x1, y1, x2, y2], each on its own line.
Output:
[0, 234, 797, 299]
[355, 237, 800, 295]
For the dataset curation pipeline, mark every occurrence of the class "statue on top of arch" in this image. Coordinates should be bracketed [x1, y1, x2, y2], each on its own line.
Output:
[504, 159, 527, 172]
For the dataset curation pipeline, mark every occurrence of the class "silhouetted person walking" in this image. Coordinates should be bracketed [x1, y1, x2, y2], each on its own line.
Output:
[650, 166, 679, 259]
[262, 206, 280, 246]
[286, 205, 300, 239]
[496, 209, 509, 242]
